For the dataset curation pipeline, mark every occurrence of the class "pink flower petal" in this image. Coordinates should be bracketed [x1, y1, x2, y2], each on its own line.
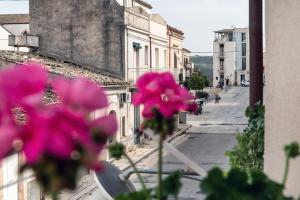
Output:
[52, 78, 108, 113]
[90, 115, 118, 137]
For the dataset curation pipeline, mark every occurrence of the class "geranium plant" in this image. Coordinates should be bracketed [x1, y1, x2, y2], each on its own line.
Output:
[109, 72, 300, 200]
[109, 72, 197, 200]
[0, 63, 117, 199]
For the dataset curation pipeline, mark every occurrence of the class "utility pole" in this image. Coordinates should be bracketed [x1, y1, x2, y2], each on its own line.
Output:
[249, 0, 264, 107]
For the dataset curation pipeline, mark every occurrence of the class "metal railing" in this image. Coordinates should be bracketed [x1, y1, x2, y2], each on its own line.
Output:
[127, 67, 183, 83]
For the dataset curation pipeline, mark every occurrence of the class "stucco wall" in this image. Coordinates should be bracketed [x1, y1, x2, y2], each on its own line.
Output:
[212, 42, 220, 87]
[29, 0, 125, 78]
[126, 29, 150, 83]
[0, 27, 12, 51]
[265, 0, 300, 196]
[223, 42, 236, 85]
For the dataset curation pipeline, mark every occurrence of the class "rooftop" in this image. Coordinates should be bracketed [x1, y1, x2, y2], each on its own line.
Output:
[135, 0, 152, 9]
[0, 14, 30, 25]
[183, 48, 191, 53]
[167, 25, 184, 36]
[0, 51, 129, 87]
[215, 27, 248, 33]
[214, 28, 234, 33]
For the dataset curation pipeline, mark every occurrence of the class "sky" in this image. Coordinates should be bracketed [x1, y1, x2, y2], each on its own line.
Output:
[0, 0, 249, 55]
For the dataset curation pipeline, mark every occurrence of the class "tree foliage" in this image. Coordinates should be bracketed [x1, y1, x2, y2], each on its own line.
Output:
[226, 103, 265, 173]
[200, 168, 293, 200]
[188, 71, 210, 90]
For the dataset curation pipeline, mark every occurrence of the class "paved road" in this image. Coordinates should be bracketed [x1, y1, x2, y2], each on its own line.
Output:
[133, 87, 249, 199]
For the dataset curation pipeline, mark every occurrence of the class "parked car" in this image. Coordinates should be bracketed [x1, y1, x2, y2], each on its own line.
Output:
[241, 80, 250, 87]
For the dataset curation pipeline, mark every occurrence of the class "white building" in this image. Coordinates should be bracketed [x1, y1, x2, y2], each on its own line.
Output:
[0, 14, 30, 52]
[167, 25, 186, 84]
[0, 50, 132, 200]
[150, 14, 168, 72]
[213, 27, 249, 87]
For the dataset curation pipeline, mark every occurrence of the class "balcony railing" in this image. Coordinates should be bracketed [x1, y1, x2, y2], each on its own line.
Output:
[8, 35, 39, 48]
[127, 67, 185, 83]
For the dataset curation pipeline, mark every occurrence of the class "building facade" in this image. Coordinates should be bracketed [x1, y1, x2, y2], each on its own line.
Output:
[0, 1, 192, 199]
[0, 14, 30, 52]
[150, 14, 168, 72]
[167, 25, 185, 84]
[265, 0, 300, 197]
[213, 27, 249, 87]
[182, 48, 193, 80]
[0, 50, 131, 200]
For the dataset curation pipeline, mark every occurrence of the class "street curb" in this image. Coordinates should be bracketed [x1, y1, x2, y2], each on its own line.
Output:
[121, 124, 192, 172]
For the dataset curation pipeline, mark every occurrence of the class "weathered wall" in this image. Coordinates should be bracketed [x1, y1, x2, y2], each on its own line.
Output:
[265, 0, 300, 196]
[29, 0, 125, 78]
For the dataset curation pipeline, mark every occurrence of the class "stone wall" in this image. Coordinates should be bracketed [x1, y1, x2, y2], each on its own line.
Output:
[29, 0, 125, 78]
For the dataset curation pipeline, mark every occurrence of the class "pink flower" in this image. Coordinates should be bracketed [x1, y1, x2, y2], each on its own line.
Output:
[133, 72, 196, 119]
[0, 64, 47, 161]
[0, 63, 117, 172]
[0, 63, 47, 109]
[89, 115, 118, 143]
[51, 78, 108, 114]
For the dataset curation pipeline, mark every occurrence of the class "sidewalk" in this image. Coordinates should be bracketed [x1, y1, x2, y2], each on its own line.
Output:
[111, 124, 192, 171]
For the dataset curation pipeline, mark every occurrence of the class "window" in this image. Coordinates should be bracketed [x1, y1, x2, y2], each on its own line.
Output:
[242, 33, 246, 42]
[155, 48, 159, 67]
[135, 49, 140, 69]
[241, 74, 245, 82]
[174, 53, 178, 68]
[108, 111, 116, 144]
[122, 116, 126, 137]
[220, 59, 224, 70]
[220, 44, 224, 57]
[242, 43, 246, 57]
[145, 45, 149, 65]
[228, 32, 233, 41]
[242, 57, 246, 70]
[164, 50, 167, 67]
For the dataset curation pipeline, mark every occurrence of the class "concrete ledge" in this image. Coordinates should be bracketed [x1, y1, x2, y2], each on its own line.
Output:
[115, 124, 192, 171]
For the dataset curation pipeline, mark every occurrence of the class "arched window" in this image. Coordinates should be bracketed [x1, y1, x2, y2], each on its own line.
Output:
[108, 111, 117, 144]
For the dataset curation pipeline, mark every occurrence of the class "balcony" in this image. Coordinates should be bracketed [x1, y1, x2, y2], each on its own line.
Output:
[8, 35, 39, 48]
[127, 67, 184, 84]
[214, 36, 234, 43]
[125, 7, 150, 32]
[184, 63, 192, 69]
[127, 67, 149, 83]
[127, 67, 168, 83]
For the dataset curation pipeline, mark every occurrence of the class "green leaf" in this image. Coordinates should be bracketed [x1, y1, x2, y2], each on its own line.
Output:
[284, 142, 300, 159]
[108, 143, 125, 159]
[161, 171, 183, 199]
[115, 189, 151, 200]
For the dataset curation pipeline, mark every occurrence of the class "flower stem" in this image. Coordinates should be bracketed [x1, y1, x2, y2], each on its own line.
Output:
[282, 156, 290, 185]
[157, 134, 163, 200]
[51, 192, 57, 200]
[124, 153, 147, 192]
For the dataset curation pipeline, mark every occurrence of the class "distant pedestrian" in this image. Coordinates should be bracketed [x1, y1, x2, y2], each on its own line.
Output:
[215, 94, 218, 104]
[215, 94, 221, 104]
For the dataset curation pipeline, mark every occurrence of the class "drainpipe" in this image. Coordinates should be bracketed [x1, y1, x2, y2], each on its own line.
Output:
[126, 26, 129, 82]
[249, 0, 263, 107]
[168, 33, 171, 70]
[150, 36, 152, 71]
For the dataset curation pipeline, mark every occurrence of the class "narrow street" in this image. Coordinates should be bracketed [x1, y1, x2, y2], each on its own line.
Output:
[133, 87, 249, 199]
